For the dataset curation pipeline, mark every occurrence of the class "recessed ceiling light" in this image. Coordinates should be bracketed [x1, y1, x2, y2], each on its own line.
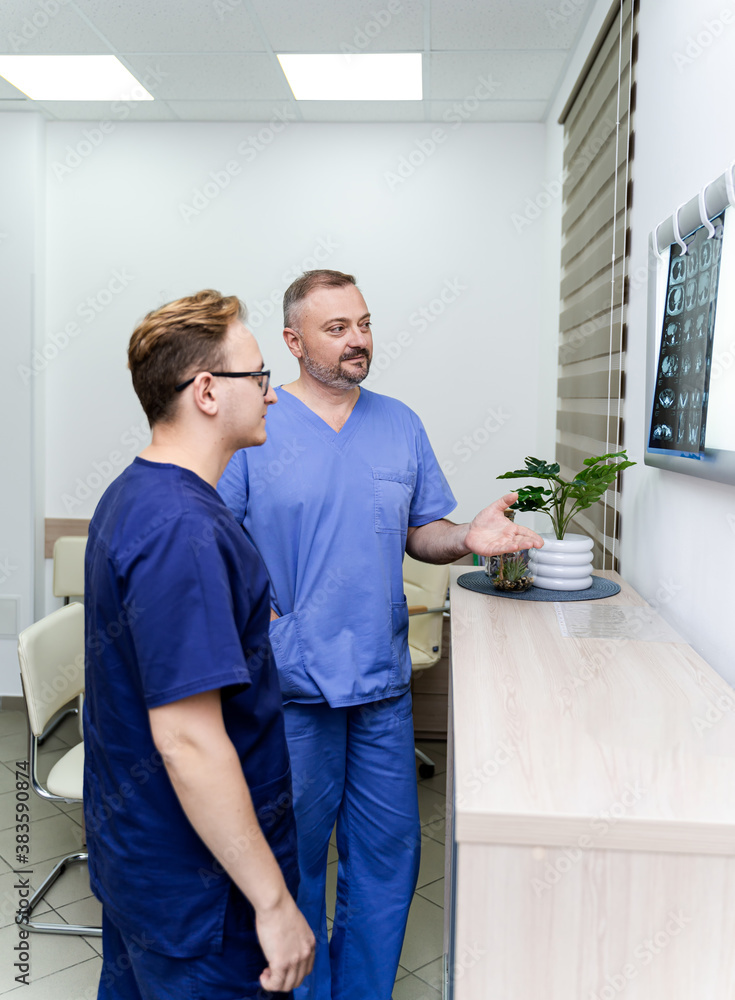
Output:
[277, 53, 422, 101]
[0, 55, 153, 101]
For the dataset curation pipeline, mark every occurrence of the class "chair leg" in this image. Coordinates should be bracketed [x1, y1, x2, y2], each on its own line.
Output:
[415, 746, 435, 778]
[16, 852, 102, 937]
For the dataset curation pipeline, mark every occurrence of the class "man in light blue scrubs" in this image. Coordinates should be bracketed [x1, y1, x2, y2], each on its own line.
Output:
[84, 290, 314, 999]
[218, 270, 542, 999]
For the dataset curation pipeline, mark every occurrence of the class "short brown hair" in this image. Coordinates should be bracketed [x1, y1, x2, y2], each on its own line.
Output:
[128, 289, 245, 426]
[283, 270, 357, 329]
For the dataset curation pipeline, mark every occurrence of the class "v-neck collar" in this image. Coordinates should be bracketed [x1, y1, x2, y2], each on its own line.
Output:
[278, 386, 371, 451]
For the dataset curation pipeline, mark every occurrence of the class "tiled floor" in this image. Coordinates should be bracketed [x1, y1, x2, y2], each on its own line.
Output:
[0, 706, 447, 998]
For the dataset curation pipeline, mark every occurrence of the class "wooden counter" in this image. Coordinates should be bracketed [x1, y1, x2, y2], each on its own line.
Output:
[446, 568, 735, 999]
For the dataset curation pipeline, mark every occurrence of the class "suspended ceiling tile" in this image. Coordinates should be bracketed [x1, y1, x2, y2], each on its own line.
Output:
[251, 0, 424, 52]
[36, 99, 178, 120]
[0, 1, 106, 55]
[167, 99, 298, 122]
[429, 50, 567, 101]
[72, 0, 265, 53]
[297, 100, 425, 122]
[121, 53, 292, 101]
[430, 0, 591, 50]
[430, 99, 548, 122]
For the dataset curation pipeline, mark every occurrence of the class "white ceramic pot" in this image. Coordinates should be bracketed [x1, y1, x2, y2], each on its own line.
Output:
[528, 533, 593, 591]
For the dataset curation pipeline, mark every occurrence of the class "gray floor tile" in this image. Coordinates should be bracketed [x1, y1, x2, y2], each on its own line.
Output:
[418, 770, 449, 794]
[0, 790, 61, 832]
[417, 784, 447, 828]
[47, 713, 83, 748]
[42, 857, 93, 910]
[1, 954, 101, 998]
[0, 764, 19, 796]
[0, 732, 31, 766]
[395, 964, 411, 981]
[416, 877, 444, 908]
[54, 895, 102, 932]
[392, 971, 442, 999]
[327, 842, 337, 864]
[325, 859, 337, 921]
[399, 893, 443, 973]
[417, 836, 445, 890]
[0, 813, 84, 868]
[0, 920, 97, 991]
[0, 713, 27, 739]
[0, 866, 56, 931]
[414, 956, 444, 990]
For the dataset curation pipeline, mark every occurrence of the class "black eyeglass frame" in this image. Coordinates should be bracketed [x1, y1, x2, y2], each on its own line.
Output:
[174, 370, 271, 395]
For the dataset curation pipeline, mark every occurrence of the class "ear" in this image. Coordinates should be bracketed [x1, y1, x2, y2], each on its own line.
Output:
[283, 327, 304, 360]
[190, 373, 219, 416]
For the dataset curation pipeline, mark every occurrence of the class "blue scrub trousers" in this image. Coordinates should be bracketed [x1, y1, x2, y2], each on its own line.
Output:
[97, 885, 293, 1000]
[284, 690, 421, 1000]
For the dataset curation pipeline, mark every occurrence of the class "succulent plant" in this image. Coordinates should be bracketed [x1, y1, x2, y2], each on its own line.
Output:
[496, 552, 529, 583]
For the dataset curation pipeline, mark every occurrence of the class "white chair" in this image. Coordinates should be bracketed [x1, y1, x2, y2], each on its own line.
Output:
[53, 536, 87, 606]
[16, 603, 101, 937]
[50, 535, 87, 740]
[403, 554, 450, 778]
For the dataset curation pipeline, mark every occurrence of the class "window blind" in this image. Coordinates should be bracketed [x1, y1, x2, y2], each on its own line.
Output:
[557, 0, 637, 571]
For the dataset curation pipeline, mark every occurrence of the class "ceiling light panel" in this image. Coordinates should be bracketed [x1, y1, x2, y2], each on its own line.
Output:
[277, 53, 422, 101]
[0, 55, 152, 101]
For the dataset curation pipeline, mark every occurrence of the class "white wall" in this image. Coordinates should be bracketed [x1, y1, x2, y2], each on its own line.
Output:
[0, 113, 44, 697]
[42, 122, 546, 519]
[547, 0, 735, 683]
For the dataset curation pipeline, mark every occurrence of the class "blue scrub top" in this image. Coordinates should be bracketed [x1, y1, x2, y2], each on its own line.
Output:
[83, 458, 295, 957]
[217, 388, 456, 707]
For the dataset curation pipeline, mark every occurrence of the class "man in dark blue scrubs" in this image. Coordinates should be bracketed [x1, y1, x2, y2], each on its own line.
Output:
[83, 289, 314, 999]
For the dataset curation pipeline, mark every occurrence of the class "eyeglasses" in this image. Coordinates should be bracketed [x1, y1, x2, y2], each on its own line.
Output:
[174, 370, 271, 396]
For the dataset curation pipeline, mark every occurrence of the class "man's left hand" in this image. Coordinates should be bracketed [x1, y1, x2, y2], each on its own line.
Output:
[464, 493, 544, 557]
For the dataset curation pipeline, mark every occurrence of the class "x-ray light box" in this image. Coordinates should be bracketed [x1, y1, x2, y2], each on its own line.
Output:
[645, 167, 735, 486]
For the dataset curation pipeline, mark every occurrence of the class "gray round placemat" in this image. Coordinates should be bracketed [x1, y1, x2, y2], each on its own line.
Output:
[457, 572, 621, 601]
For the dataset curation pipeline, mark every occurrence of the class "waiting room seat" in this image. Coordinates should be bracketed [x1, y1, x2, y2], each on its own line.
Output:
[16, 602, 101, 937]
[53, 535, 87, 605]
[51, 535, 87, 740]
[403, 554, 450, 778]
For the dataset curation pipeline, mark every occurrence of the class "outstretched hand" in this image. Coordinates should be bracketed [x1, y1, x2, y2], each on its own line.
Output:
[464, 493, 544, 557]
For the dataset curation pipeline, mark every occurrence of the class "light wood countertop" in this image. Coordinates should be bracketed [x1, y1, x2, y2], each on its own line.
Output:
[449, 567, 735, 855]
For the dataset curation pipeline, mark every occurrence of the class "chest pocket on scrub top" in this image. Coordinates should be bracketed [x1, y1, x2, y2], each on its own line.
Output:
[372, 468, 416, 534]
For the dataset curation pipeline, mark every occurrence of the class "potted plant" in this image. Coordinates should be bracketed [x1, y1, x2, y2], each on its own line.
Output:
[497, 451, 635, 590]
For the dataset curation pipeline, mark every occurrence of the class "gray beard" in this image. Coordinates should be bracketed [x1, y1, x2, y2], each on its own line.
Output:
[301, 344, 371, 388]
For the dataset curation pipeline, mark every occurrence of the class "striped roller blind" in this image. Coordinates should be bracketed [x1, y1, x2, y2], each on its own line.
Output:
[556, 0, 637, 571]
